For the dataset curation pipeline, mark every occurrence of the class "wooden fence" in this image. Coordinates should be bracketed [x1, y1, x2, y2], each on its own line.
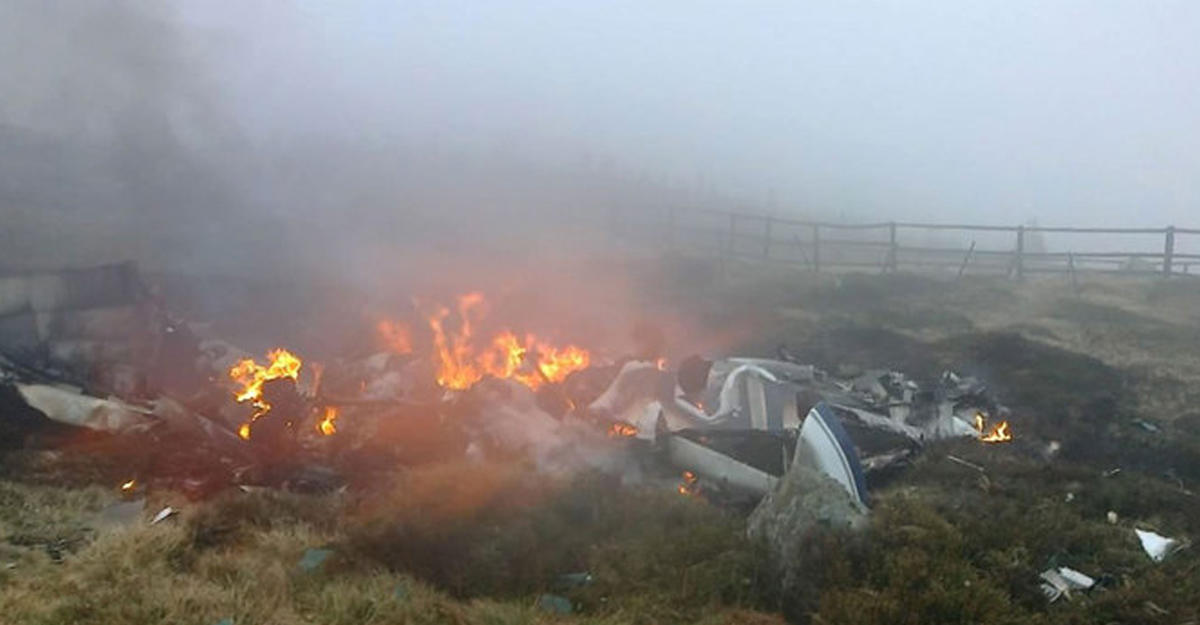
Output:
[608, 206, 1200, 278]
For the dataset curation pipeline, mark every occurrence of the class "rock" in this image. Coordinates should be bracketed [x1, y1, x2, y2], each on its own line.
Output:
[747, 462, 868, 618]
[749, 463, 868, 549]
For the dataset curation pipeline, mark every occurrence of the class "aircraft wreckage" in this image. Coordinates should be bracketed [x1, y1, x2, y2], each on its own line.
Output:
[0, 263, 1012, 511]
[586, 354, 1012, 508]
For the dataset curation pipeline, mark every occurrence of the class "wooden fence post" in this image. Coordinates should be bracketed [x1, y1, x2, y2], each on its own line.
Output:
[888, 222, 898, 273]
[812, 224, 822, 273]
[1015, 225, 1025, 280]
[956, 240, 976, 280]
[763, 216, 773, 259]
[1164, 226, 1176, 276]
[1067, 252, 1080, 294]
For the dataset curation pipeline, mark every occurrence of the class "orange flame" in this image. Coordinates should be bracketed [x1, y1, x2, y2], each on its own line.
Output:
[317, 406, 339, 436]
[535, 344, 590, 384]
[229, 349, 303, 439]
[678, 470, 698, 496]
[981, 420, 1012, 443]
[973, 412, 1013, 443]
[423, 294, 591, 391]
[608, 422, 638, 438]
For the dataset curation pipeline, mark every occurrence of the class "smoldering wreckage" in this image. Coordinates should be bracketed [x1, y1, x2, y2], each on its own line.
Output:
[0, 263, 1181, 596]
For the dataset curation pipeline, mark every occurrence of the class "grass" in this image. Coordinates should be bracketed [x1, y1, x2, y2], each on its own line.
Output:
[0, 463, 781, 625]
[3, 268, 1200, 624]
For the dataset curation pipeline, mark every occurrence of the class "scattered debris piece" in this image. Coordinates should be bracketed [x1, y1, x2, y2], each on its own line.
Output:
[667, 435, 778, 497]
[555, 572, 593, 590]
[1039, 566, 1095, 602]
[1107, 511, 1119, 525]
[536, 594, 573, 615]
[1132, 418, 1161, 433]
[1143, 601, 1170, 616]
[1135, 529, 1182, 563]
[946, 455, 985, 473]
[298, 547, 334, 572]
[15, 383, 153, 432]
[150, 507, 178, 525]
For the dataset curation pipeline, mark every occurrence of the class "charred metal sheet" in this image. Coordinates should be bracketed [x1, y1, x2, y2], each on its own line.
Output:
[15, 383, 154, 432]
[667, 434, 779, 496]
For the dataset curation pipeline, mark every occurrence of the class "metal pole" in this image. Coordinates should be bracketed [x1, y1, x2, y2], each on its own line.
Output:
[1164, 226, 1176, 276]
[888, 221, 898, 272]
[1068, 252, 1079, 294]
[1015, 225, 1025, 280]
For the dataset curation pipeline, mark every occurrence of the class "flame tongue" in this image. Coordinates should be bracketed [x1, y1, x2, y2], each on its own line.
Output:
[317, 406, 338, 436]
[229, 349, 303, 440]
[410, 293, 591, 392]
[973, 412, 1013, 443]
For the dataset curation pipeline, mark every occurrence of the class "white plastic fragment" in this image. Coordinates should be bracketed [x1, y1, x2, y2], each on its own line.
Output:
[1039, 567, 1095, 602]
[150, 506, 178, 525]
[1135, 529, 1180, 563]
[1056, 567, 1095, 589]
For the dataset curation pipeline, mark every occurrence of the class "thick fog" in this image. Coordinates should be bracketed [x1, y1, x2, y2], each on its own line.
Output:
[4, 1, 1200, 278]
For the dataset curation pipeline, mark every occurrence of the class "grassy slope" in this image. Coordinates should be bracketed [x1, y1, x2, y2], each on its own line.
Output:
[2, 263, 1199, 624]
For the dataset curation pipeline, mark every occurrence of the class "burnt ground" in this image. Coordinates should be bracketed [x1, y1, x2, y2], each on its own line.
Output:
[1, 259, 1199, 624]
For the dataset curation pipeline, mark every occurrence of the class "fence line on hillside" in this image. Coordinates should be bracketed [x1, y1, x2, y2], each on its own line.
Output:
[607, 206, 1200, 278]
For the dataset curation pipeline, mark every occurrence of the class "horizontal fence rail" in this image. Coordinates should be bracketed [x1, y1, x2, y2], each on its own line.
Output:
[608, 206, 1200, 278]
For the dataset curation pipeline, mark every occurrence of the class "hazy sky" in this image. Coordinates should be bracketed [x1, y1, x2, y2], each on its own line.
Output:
[178, 1, 1200, 226]
[5, 0, 1200, 278]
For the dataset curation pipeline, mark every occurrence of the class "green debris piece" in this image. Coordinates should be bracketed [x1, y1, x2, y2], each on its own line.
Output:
[394, 582, 409, 601]
[298, 548, 333, 572]
[555, 572, 593, 589]
[536, 594, 572, 615]
[214, 619, 233, 625]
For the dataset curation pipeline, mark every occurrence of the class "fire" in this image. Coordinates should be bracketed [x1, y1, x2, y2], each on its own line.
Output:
[428, 294, 485, 390]
[317, 406, 339, 436]
[973, 412, 1013, 443]
[981, 420, 1012, 443]
[535, 344, 590, 384]
[608, 422, 638, 437]
[678, 470, 699, 496]
[228, 348, 303, 439]
[423, 293, 591, 391]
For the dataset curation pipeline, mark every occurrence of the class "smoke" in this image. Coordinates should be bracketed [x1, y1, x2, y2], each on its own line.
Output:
[8, 2, 1199, 287]
[0, 1, 246, 271]
[0, 2, 668, 284]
